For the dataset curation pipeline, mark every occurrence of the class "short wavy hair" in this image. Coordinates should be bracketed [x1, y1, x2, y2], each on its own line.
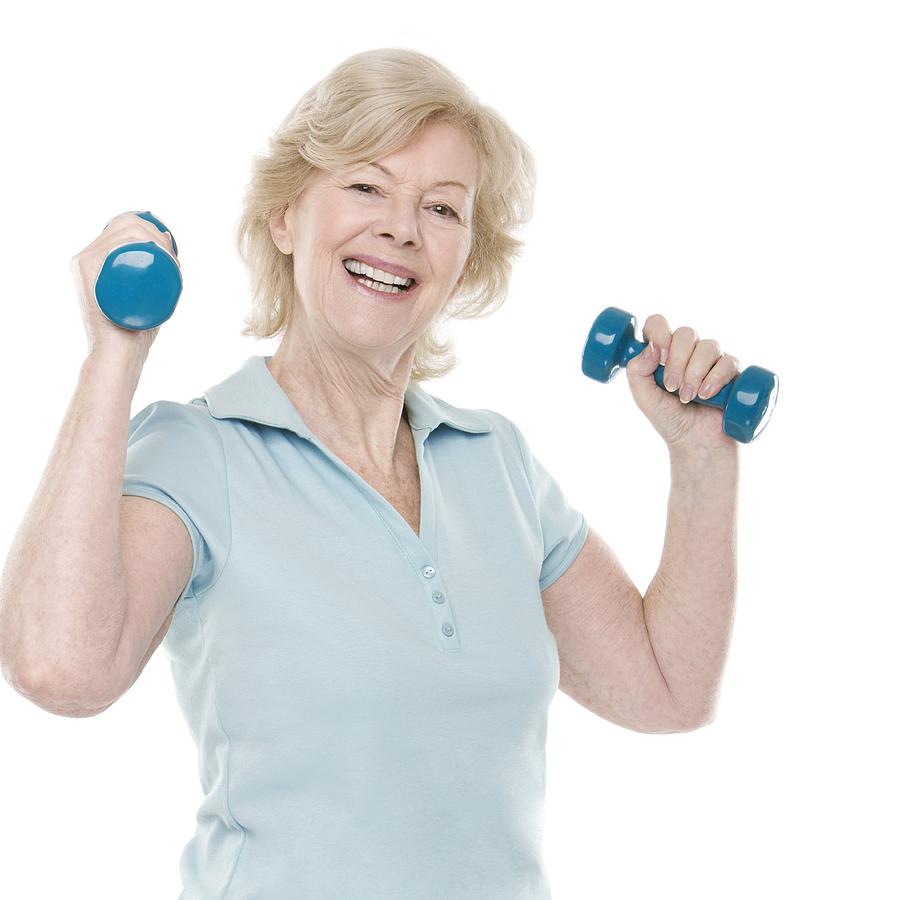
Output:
[233, 47, 537, 382]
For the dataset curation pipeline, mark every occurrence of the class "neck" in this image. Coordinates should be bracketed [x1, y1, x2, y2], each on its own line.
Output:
[265, 329, 415, 476]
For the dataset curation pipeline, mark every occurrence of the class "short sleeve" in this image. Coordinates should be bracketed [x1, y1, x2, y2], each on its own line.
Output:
[505, 416, 590, 591]
[123, 400, 231, 603]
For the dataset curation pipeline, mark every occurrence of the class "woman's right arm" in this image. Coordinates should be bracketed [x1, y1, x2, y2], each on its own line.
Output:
[0, 213, 190, 716]
[1, 352, 140, 712]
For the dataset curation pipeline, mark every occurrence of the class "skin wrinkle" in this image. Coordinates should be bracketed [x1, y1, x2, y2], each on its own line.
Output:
[266, 121, 478, 478]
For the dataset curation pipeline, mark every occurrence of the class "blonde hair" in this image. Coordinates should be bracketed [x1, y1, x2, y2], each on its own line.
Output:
[233, 47, 537, 382]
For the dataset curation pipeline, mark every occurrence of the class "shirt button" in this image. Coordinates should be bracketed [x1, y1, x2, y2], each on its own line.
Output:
[442, 622, 455, 637]
[432, 591, 444, 604]
[422, 565, 436, 579]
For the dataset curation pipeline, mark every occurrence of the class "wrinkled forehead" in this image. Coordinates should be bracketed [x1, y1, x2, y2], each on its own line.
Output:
[340, 123, 479, 194]
[365, 160, 473, 197]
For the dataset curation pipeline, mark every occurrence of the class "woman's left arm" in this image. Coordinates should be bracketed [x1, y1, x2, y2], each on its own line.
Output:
[643, 444, 739, 726]
[623, 313, 745, 726]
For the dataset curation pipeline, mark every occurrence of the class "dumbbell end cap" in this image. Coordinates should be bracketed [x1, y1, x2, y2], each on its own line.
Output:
[723, 366, 779, 443]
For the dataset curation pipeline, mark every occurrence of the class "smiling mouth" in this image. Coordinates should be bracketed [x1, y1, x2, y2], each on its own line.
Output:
[341, 260, 419, 297]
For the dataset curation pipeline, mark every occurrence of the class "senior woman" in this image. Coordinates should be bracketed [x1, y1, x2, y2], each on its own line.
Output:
[1, 47, 741, 899]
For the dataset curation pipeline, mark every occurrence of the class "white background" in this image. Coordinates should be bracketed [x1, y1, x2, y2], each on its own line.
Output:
[1, 1, 897, 897]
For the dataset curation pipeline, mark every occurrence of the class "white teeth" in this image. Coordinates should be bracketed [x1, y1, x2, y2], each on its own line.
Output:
[357, 277, 404, 295]
[343, 258, 413, 287]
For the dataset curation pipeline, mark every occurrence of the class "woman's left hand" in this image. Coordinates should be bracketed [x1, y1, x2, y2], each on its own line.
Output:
[624, 313, 742, 455]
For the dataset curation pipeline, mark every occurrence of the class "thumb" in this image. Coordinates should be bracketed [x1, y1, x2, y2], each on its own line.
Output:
[626, 340, 660, 378]
[625, 340, 668, 412]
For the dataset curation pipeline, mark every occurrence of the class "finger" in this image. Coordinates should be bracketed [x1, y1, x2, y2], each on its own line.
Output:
[679, 338, 723, 403]
[102, 223, 179, 264]
[102, 213, 174, 250]
[102, 210, 148, 232]
[697, 354, 741, 400]
[661, 325, 699, 393]
[640, 313, 671, 360]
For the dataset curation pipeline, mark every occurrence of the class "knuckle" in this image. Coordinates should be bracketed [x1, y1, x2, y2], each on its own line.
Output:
[673, 325, 699, 342]
[643, 313, 669, 333]
[685, 357, 706, 377]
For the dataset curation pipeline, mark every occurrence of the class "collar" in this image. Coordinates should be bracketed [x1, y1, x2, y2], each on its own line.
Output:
[200, 355, 494, 440]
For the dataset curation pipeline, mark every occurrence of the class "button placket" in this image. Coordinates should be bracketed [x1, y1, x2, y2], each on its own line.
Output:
[419, 563, 460, 650]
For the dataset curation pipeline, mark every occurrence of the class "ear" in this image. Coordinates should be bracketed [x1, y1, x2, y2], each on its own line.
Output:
[269, 207, 293, 255]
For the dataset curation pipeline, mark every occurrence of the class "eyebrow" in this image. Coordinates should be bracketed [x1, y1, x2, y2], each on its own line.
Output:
[364, 161, 472, 197]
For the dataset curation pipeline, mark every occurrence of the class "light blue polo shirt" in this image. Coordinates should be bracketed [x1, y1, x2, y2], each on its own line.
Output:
[122, 354, 589, 900]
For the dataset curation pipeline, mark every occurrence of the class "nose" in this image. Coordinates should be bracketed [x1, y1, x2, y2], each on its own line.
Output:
[372, 196, 422, 247]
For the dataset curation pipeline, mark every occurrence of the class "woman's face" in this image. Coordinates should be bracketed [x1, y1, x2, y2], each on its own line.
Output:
[270, 120, 478, 368]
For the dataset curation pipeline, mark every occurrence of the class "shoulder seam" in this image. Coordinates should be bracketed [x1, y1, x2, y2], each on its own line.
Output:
[503, 414, 537, 506]
[192, 401, 234, 599]
[187, 399, 234, 599]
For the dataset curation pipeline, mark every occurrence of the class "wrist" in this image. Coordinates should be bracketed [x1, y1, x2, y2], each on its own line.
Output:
[82, 346, 146, 393]
[667, 441, 739, 469]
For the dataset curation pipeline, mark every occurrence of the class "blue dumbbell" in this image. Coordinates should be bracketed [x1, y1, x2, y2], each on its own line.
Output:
[94, 210, 182, 330]
[582, 306, 778, 443]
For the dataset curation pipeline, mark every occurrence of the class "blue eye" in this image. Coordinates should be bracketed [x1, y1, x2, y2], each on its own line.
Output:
[349, 184, 459, 220]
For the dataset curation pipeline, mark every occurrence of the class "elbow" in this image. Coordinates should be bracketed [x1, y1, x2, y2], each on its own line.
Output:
[674, 712, 716, 733]
[663, 695, 718, 733]
[23, 686, 113, 719]
[638, 720, 713, 735]
[638, 709, 715, 734]
[680, 716, 714, 733]
[5, 664, 116, 719]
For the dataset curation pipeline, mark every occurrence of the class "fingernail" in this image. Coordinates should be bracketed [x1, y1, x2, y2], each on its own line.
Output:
[680, 384, 695, 403]
[660, 347, 669, 364]
[698, 381, 711, 399]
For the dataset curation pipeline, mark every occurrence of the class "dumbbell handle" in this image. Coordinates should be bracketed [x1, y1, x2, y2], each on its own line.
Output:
[622, 338, 732, 409]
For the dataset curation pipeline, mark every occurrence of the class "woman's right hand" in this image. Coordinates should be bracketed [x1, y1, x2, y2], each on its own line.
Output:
[70, 211, 181, 360]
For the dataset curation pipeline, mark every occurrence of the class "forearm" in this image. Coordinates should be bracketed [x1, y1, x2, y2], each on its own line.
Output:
[0, 350, 144, 702]
[642, 445, 740, 726]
